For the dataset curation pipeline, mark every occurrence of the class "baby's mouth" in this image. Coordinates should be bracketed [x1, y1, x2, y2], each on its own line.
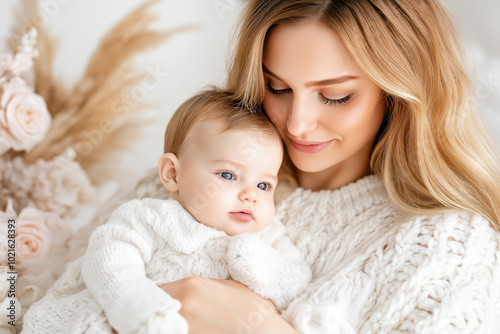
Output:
[229, 210, 254, 222]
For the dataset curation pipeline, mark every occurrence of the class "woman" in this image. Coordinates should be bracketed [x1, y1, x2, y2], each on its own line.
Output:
[161, 0, 500, 332]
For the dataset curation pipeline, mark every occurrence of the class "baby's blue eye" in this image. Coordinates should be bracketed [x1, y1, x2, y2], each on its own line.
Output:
[219, 172, 235, 180]
[257, 183, 269, 191]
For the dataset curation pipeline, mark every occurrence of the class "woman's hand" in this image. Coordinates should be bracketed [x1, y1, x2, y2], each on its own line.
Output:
[159, 277, 297, 334]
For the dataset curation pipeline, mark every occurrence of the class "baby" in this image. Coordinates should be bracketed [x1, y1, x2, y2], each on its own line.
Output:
[23, 89, 311, 334]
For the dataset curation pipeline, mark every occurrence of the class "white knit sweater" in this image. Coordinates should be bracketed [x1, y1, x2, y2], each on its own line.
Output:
[278, 175, 500, 334]
[23, 198, 311, 334]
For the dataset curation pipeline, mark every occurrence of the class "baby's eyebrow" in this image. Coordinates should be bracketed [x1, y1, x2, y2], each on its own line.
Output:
[210, 159, 241, 168]
[265, 174, 279, 184]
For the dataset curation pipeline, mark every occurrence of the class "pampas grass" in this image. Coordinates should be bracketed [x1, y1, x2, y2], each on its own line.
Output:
[10, 0, 67, 115]
[13, 0, 192, 184]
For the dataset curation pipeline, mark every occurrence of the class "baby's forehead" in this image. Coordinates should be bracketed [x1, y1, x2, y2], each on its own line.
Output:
[185, 119, 280, 147]
[181, 119, 282, 163]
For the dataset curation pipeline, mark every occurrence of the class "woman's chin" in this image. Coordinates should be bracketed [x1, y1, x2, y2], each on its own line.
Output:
[290, 157, 332, 174]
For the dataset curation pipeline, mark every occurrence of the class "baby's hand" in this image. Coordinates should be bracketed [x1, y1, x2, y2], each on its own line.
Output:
[227, 233, 275, 286]
[227, 230, 312, 311]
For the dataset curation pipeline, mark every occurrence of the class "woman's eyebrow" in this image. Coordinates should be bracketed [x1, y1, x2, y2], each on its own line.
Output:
[305, 76, 359, 87]
[263, 66, 285, 81]
[263, 66, 358, 87]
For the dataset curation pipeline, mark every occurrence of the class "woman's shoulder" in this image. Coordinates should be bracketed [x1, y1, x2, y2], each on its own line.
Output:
[400, 210, 499, 243]
[392, 210, 500, 267]
[359, 211, 500, 333]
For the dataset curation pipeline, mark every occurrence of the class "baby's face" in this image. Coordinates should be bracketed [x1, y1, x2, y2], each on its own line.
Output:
[171, 120, 283, 235]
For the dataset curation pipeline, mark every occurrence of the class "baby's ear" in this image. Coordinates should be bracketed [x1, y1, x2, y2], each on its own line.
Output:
[158, 153, 180, 193]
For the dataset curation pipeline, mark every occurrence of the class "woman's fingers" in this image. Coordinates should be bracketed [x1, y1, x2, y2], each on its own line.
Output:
[159, 277, 278, 333]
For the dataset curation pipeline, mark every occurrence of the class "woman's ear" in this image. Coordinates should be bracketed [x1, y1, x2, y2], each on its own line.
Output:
[158, 153, 180, 193]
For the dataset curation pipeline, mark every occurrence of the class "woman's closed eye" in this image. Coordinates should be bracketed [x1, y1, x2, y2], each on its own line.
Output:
[266, 81, 291, 95]
[319, 94, 352, 106]
[267, 81, 352, 106]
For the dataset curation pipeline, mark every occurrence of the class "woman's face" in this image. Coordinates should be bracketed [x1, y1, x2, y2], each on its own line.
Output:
[263, 21, 386, 190]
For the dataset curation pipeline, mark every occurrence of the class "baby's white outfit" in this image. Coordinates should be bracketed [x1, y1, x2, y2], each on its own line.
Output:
[23, 198, 311, 334]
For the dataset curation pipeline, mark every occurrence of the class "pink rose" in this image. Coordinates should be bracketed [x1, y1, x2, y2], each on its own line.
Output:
[0, 84, 51, 154]
[15, 208, 52, 270]
[11, 206, 71, 272]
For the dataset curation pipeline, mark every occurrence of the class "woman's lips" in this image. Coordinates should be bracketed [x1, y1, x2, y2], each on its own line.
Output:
[288, 137, 334, 154]
[229, 211, 254, 223]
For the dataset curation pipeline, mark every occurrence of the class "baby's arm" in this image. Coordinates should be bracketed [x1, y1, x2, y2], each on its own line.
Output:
[227, 218, 312, 311]
[81, 199, 187, 334]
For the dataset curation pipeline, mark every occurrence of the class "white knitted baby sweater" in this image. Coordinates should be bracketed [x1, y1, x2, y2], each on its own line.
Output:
[23, 198, 311, 334]
[278, 175, 500, 334]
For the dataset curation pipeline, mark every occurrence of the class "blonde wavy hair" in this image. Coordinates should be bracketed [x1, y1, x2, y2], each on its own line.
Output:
[226, 0, 500, 230]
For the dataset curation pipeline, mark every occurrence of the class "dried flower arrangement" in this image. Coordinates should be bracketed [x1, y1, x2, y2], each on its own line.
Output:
[0, 0, 185, 331]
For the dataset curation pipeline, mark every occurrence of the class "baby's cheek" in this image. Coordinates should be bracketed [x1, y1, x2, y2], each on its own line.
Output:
[263, 201, 276, 226]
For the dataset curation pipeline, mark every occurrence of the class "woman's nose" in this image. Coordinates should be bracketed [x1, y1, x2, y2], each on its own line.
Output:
[239, 187, 257, 204]
[286, 95, 318, 136]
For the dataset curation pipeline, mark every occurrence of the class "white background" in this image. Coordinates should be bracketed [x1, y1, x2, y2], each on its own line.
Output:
[0, 0, 499, 182]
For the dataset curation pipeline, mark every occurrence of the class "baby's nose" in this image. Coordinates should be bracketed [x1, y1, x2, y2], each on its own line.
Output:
[239, 187, 257, 203]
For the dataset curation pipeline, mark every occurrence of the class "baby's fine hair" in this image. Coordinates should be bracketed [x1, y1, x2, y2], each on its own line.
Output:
[163, 88, 276, 154]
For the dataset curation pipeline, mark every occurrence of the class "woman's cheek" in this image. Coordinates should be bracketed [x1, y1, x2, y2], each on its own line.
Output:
[264, 96, 288, 132]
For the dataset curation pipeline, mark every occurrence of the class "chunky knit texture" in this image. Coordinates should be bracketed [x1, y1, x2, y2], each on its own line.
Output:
[23, 198, 311, 334]
[278, 175, 500, 334]
[22, 170, 500, 333]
